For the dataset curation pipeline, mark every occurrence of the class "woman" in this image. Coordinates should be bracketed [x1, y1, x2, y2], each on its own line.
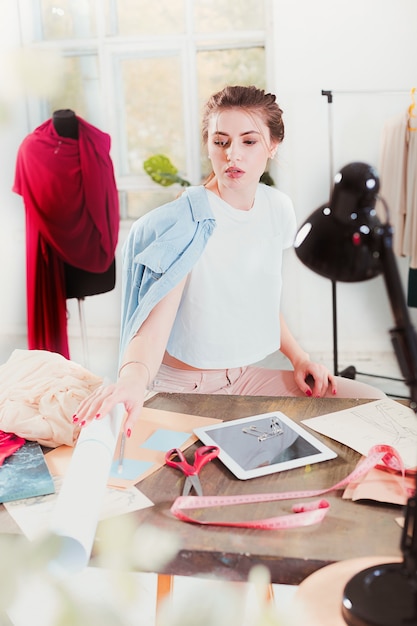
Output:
[75, 85, 384, 436]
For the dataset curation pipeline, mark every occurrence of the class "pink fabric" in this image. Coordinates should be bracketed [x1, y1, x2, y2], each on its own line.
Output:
[13, 117, 119, 271]
[0, 432, 26, 466]
[150, 364, 386, 399]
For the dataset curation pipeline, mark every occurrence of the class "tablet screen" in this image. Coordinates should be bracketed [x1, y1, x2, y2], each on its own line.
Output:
[194, 411, 337, 480]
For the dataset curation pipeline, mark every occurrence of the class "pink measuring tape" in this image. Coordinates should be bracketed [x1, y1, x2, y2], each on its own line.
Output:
[170, 444, 408, 530]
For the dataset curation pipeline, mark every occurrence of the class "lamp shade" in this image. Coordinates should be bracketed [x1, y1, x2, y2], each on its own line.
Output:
[294, 162, 384, 282]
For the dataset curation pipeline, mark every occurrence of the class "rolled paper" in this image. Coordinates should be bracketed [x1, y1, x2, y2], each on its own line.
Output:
[48, 403, 125, 573]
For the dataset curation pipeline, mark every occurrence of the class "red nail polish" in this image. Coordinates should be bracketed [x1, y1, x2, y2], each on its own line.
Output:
[72, 415, 78, 422]
[127, 428, 131, 438]
[81, 420, 86, 427]
[306, 389, 312, 397]
[95, 413, 101, 419]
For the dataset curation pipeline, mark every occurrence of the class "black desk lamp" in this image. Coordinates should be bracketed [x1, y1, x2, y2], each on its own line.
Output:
[294, 162, 417, 625]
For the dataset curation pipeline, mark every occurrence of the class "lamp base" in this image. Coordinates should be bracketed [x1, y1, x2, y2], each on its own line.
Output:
[342, 562, 417, 626]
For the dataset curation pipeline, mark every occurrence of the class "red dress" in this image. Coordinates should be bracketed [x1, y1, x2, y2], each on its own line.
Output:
[13, 117, 119, 358]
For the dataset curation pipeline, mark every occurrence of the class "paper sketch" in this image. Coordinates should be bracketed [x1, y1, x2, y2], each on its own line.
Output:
[5, 475, 152, 542]
[302, 398, 417, 468]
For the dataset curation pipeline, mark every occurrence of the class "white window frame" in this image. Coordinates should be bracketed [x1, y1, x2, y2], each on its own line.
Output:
[17, 0, 274, 220]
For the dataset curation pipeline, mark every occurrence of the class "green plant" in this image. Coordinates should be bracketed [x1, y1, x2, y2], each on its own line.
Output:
[143, 154, 190, 187]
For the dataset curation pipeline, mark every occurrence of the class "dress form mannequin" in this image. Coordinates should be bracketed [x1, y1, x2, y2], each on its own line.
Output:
[52, 109, 116, 300]
[14, 108, 119, 362]
[51, 110, 117, 365]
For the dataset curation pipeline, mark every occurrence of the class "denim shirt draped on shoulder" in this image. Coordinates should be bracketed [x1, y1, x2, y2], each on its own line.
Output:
[119, 186, 216, 362]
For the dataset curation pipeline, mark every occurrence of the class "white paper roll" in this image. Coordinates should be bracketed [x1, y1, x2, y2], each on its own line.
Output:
[49, 403, 125, 573]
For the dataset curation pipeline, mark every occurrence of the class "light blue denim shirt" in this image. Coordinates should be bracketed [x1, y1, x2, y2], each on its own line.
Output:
[119, 186, 216, 361]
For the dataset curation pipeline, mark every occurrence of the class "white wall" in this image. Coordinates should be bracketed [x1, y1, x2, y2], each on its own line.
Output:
[0, 1, 28, 353]
[270, 0, 417, 366]
[1, 0, 416, 371]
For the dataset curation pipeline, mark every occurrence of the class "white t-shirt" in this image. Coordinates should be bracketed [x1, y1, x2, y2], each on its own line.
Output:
[166, 184, 297, 368]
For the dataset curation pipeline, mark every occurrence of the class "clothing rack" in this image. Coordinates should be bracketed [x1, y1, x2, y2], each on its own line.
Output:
[321, 88, 410, 394]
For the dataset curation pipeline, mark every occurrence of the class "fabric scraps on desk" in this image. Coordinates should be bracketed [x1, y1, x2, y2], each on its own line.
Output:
[0, 431, 26, 466]
[0, 349, 102, 448]
[343, 463, 415, 506]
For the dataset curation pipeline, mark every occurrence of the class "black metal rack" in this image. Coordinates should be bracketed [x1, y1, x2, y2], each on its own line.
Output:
[321, 88, 410, 396]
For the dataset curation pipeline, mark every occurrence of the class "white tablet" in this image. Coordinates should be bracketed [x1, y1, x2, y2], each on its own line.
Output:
[194, 411, 337, 480]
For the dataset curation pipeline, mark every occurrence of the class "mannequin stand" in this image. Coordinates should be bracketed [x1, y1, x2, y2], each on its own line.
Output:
[77, 298, 90, 370]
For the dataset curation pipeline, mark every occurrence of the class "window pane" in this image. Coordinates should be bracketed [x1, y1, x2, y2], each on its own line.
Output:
[119, 55, 185, 176]
[124, 189, 180, 220]
[39, 0, 96, 40]
[197, 47, 265, 178]
[107, 0, 185, 36]
[45, 55, 100, 124]
[194, 0, 265, 32]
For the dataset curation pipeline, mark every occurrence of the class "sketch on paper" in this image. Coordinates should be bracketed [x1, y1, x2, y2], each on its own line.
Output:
[302, 398, 417, 468]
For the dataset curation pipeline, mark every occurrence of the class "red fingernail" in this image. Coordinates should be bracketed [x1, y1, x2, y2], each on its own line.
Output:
[72, 415, 78, 422]
[306, 389, 312, 397]
[81, 420, 86, 427]
[126, 428, 131, 438]
[332, 388, 337, 395]
[95, 413, 101, 419]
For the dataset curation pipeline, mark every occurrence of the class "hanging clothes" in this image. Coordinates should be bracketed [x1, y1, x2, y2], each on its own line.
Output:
[406, 121, 417, 306]
[377, 112, 408, 258]
[377, 103, 417, 306]
[13, 116, 120, 357]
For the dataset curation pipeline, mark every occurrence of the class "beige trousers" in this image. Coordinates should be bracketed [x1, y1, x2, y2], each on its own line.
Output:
[150, 364, 386, 399]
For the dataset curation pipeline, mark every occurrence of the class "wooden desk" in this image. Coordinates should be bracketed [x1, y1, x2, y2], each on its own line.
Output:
[0, 394, 404, 588]
[125, 394, 403, 586]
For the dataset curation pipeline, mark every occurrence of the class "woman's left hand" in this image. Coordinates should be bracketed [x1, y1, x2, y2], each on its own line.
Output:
[293, 359, 337, 397]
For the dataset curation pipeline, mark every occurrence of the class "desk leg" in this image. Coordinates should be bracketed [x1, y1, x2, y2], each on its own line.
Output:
[156, 574, 174, 623]
[155, 576, 274, 618]
[265, 584, 275, 604]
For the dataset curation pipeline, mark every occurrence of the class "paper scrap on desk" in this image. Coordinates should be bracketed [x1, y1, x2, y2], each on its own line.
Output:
[141, 428, 191, 451]
[109, 407, 222, 488]
[302, 398, 417, 469]
[45, 406, 222, 489]
[4, 475, 152, 542]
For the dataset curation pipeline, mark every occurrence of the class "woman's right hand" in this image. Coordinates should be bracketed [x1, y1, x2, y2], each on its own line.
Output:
[73, 372, 147, 437]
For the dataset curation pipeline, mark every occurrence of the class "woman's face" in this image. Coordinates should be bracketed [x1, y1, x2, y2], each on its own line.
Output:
[206, 108, 276, 191]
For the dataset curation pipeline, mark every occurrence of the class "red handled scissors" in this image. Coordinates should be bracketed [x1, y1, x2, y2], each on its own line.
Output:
[165, 445, 220, 496]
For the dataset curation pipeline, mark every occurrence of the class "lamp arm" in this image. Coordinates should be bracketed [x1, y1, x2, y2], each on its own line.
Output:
[380, 222, 417, 578]
[380, 223, 417, 406]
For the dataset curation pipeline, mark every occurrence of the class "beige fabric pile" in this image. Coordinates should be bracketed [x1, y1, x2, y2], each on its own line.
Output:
[0, 349, 103, 447]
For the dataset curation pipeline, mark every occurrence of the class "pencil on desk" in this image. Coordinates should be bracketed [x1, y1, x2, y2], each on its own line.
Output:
[117, 432, 126, 474]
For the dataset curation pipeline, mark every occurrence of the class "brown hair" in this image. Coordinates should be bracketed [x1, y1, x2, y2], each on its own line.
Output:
[201, 85, 284, 146]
